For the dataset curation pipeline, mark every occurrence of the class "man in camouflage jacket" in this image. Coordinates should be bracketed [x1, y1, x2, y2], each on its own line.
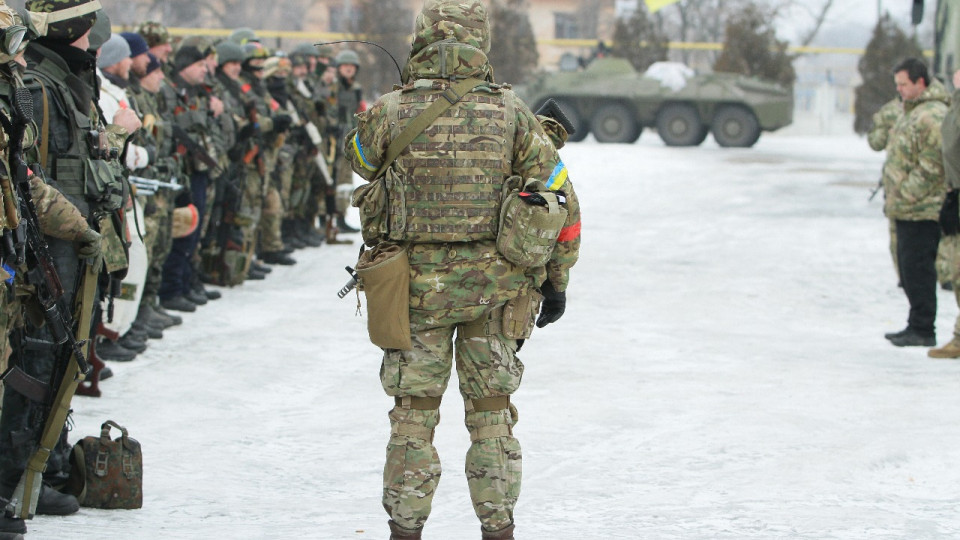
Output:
[345, 1, 580, 538]
[869, 98, 903, 283]
[884, 58, 950, 347]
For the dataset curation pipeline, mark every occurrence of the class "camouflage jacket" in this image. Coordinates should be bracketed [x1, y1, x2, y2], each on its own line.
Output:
[884, 80, 951, 221]
[868, 98, 902, 152]
[942, 88, 960, 190]
[346, 33, 580, 322]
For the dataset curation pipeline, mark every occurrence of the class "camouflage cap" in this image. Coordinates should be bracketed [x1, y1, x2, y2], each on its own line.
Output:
[413, 0, 490, 54]
[25, 0, 101, 41]
[136, 20, 170, 48]
[262, 56, 291, 78]
[173, 35, 212, 72]
[241, 41, 269, 61]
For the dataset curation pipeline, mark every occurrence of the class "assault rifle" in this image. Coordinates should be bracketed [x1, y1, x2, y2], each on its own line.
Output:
[868, 178, 883, 202]
[0, 80, 92, 520]
[128, 175, 183, 196]
[171, 124, 221, 174]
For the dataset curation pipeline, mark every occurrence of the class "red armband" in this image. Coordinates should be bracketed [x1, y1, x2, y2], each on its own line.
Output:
[557, 220, 581, 242]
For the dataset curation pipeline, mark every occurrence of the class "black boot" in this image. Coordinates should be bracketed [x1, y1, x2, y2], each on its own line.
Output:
[296, 218, 323, 247]
[152, 304, 183, 325]
[161, 295, 197, 313]
[96, 338, 138, 362]
[0, 498, 25, 536]
[261, 251, 297, 265]
[887, 328, 936, 347]
[0, 484, 79, 516]
[337, 214, 360, 233]
[481, 523, 515, 540]
[282, 219, 307, 249]
[118, 332, 148, 353]
[388, 520, 422, 540]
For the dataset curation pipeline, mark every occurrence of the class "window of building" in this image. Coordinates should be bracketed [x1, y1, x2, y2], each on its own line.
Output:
[555, 12, 580, 39]
[330, 6, 363, 32]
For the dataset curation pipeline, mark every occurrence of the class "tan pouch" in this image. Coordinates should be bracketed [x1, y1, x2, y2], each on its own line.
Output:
[497, 176, 567, 268]
[501, 291, 542, 340]
[356, 242, 412, 350]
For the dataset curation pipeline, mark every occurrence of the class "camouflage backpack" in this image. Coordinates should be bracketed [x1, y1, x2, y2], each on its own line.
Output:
[64, 420, 143, 509]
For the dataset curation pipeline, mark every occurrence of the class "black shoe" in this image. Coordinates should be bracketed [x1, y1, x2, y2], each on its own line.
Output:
[0, 503, 25, 535]
[337, 215, 360, 234]
[138, 304, 174, 330]
[132, 321, 163, 339]
[97, 339, 138, 362]
[0, 531, 24, 539]
[884, 328, 910, 340]
[246, 268, 267, 281]
[261, 251, 297, 265]
[161, 295, 197, 313]
[184, 289, 208, 306]
[152, 305, 183, 326]
[202, 287, 222, 300]
[888, 329, 936, 347]
[119, 332, 148, 353]
[251, 261, 273, 274]
[0, 484, 78, 517]
[124, 325, 149, 341]
[98, 366, 114, 381]
[943, 282, 954, 291]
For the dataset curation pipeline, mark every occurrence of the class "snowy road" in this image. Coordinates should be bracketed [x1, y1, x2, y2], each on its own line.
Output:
[30, 133, 960, 539]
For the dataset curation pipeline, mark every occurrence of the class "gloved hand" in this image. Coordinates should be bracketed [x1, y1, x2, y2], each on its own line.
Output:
[75, 228, 101, 260]
[536, 280, 566, 328]
[940, 190, 960, 236]
[272, 114, 293, 133]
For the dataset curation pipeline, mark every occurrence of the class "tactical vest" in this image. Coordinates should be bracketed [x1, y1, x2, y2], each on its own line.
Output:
[384, 84, 514, 243]
[24, 54, 123, 218]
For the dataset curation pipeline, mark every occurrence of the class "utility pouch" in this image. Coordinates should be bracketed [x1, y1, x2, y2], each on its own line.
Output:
[356, 242, 412, 350]
[84, 159, 124, 211]
[501, 291, 542, 340]
[64, 420, 143, 509]
[497, 176, 567, 268]
[351, 174, 388, 247]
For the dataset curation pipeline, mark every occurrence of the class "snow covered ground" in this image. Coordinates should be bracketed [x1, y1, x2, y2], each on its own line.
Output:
[27, 129, 960, 539]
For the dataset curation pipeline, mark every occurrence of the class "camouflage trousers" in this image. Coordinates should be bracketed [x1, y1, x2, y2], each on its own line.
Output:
[937, 232, 957, 287]
[381, 308, 522, 533]
[141, 195, 173, 307]
[257, 183, 285, 253]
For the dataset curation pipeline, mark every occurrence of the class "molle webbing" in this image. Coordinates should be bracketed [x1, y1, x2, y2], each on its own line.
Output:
[468, 396, 510, 412]
[392, 86, 511, 243]
[457, 305, 503, 339]
[391, 423, 435, 443]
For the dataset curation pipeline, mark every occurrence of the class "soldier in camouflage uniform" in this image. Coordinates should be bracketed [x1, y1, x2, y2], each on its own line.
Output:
[345, 1, 580, 538]
[0, 0, 119, 523]
[135, 21, 172, 65]
[930, 69, 960, 358]
[286, 50, 329, 247]
[869, 98, 902, 281]
[883, 58, 951, 347]
[329, 48, 363, 242]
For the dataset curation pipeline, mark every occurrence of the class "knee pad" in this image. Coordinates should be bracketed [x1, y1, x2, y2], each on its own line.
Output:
[465, 397, 517, 443]
[391, 396, 442, 443]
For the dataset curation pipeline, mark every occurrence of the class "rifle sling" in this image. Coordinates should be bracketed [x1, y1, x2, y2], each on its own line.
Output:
[0, 366, 49, 403]
[38, 79, 49, 169]
[373, 77, 484, 179]
[12, 263, 97, 520]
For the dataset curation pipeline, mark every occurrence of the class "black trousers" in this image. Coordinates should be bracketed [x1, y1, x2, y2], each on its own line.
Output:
[896, 219, 941, 335]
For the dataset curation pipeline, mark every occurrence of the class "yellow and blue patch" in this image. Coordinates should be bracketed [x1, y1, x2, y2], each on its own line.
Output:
[545, 160, 567, 190]
[351, 133, 378, 172]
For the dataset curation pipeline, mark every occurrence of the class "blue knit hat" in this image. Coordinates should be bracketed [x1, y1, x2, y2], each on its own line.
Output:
[120, 31, 149, 57]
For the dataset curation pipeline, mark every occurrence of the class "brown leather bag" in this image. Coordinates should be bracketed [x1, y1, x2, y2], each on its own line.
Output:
[65, 420, 143, 509]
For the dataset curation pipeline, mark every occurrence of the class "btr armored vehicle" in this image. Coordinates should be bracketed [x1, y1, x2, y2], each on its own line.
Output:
[516, 57, 794, 147]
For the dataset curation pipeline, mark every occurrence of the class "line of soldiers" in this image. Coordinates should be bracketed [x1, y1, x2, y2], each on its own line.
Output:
[0, 0, 366, 536]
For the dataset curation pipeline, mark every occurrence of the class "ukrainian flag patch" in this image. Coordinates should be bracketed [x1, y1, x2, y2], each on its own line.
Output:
[546, 160, 567, 190]
[352, 133, 378, 172]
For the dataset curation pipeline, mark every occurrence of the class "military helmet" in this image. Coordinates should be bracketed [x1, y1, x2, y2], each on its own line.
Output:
[229, 27, 258, 45]
[414, 0, 490, 54]
[241, 42, 269, 61]
[24, 0, 100, 41]
[289, 53, 308, 68]
[86, 9, 110, 51]
[136, 20, 170, 48]
[315, 44, 334, 59]
[335, 49, 360, 67]
[292, 43, 317, 57]
[216, 40, 244, 66]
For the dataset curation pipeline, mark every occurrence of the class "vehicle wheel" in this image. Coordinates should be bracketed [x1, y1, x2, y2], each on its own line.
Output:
[693, 126, 709, 146]
[656, 103, 704, 147]
[550, 99, 588, 142]
[712, 106, 761, 148]
[590, 103, 639, 143]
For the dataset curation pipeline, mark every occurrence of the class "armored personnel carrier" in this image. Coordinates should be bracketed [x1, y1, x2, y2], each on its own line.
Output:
[516, 57, 793, 147]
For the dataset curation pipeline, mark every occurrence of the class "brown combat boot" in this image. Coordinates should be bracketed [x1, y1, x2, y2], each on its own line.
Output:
[928, 337, 960, 359]
[325, 215, 353, 245]
[388, 520, 422, 540]
[481, 523, 515, 540]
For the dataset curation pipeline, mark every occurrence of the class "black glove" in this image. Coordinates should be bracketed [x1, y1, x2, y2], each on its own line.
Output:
[75, 228, 101, 260]
[536, 280, 566, 328]
[272, 114, 293, 133]
[941, 190, 960, 236]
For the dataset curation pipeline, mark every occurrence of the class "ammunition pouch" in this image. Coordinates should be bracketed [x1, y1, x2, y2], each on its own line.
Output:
[356, 242, 411, 350]
[351, 174, 388, 247]
[496, 176, 567, 268]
